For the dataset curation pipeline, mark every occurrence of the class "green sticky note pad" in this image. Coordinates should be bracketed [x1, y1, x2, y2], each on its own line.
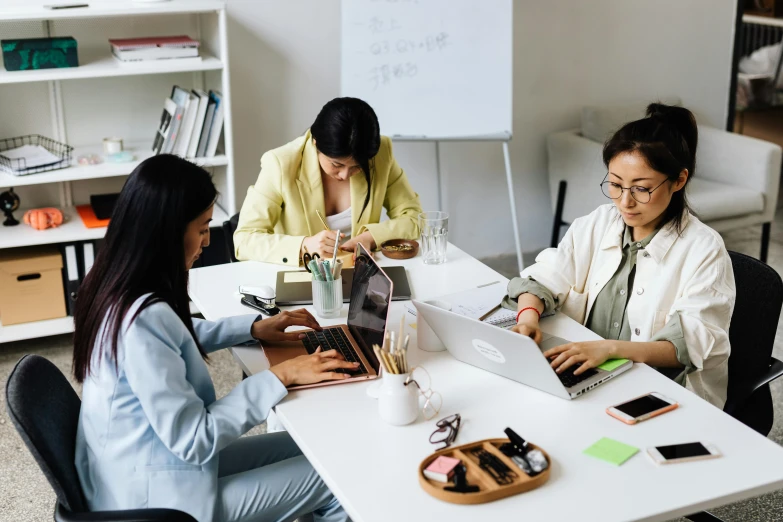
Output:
[597, 358, 630, 372]
[583, 437, 639, 466]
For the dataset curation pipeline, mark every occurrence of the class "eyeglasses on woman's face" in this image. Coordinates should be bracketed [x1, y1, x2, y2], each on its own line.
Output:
[600, 174, 670, 204]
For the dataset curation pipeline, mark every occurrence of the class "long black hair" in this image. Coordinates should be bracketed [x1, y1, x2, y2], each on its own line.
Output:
[73, 155, 217, 383]
[310, 97, 381, 217]
[603, 102, 697, 233]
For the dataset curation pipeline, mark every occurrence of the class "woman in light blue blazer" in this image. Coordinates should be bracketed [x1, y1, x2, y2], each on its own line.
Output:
[72, 155, 358, 522]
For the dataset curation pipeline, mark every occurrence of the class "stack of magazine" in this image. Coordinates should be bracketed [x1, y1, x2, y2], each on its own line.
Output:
[109, 36, 201, 64]
[152, 86, 224, 158]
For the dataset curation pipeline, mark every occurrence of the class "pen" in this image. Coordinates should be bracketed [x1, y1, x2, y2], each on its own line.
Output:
[332, 259, 343, 280]
[323, 260, 333, 281]
[331, 232, 342, 270]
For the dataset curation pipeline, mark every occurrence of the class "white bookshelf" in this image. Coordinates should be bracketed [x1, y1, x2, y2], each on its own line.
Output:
[0, 0, 234, 343]
[0, 54, 223, 84]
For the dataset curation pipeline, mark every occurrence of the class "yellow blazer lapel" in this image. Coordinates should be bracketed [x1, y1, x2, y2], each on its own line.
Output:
[297, 132, 327, 235]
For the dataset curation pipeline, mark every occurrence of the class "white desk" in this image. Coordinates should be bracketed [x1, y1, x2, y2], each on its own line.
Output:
[190, 244, 783, 522]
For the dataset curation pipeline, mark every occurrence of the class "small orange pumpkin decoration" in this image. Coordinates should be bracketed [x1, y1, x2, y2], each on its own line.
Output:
[23, 207, 64, 230]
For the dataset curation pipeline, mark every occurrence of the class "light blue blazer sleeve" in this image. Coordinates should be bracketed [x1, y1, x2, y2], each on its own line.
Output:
[192, 315, 259, 353]
[122, 304, 287, 465]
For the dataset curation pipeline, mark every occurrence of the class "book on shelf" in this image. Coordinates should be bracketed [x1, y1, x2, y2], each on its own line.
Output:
[196, 94, 217, 158]
[172, 86, 199, 158]
[187, 89, 210, 158]
[204, 90, 225, 158]
[152, 98, 177, 155]
[109, 35, 200, 63]
[162, 89, 188, 155]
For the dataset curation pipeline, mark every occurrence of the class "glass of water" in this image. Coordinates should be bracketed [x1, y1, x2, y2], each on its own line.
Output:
[419, 211, 448, 265]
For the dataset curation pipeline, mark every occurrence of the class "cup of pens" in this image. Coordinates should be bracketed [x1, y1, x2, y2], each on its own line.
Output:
[373, 325, 418, 426]
[308, 256, 344, 319]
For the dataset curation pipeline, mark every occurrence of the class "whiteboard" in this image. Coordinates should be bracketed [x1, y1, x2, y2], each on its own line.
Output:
[341, 0, 513, 140]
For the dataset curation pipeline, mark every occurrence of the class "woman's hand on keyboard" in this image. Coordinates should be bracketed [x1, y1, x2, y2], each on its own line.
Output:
[543, 341, 617, 375]
[251, 309, 322, 343]
[511, 321, 543, 344]
[270, 347, 361, 386]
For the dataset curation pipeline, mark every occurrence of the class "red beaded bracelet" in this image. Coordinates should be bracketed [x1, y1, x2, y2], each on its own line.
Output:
[516, 307, 541, 323]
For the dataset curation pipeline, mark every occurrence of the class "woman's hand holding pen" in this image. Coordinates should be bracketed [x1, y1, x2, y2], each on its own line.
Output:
[270, 347, 360, 386]
[302, 230, 343, 258]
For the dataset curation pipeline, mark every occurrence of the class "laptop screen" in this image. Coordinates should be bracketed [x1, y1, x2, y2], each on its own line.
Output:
[346, 244, 392, 372]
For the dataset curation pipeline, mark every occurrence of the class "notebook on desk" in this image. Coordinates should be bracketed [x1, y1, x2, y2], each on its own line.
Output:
[275, 266, 412, 305]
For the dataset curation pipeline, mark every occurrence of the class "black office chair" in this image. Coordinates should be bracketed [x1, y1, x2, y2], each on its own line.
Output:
[5, 355, 196, 522]
[222, 212, 240, 263]
[685, 251, 783, 522]
[723, 250, 783, 436]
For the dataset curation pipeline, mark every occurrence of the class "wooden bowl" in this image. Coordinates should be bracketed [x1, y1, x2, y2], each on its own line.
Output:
[380, 239, 419, 259]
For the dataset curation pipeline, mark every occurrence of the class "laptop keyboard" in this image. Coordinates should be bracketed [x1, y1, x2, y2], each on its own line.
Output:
[302, 328, 367, 375]
[556, 365, 598, 388]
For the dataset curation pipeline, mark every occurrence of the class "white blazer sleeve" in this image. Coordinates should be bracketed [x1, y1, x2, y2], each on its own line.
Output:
[521, 219, 587, 311]
[122, 304, 287, 465]
[667, 246, 735, 406]
[192, 315, 258, 354]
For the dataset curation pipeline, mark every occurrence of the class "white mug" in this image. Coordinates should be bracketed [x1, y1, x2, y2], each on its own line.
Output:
[416, 299, 451, 352]
[378, 373, 418, 426]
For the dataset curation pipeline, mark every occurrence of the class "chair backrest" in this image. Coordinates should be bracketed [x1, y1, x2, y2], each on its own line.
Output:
[725, 251, 783, 434]
[5, 354, 86, 512]
[222, 213, 240, 263]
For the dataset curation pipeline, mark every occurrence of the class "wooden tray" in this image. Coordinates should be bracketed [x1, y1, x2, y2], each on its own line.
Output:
[418, 438, 550, 504]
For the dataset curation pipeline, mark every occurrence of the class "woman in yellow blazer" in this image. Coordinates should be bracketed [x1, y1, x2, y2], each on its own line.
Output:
[234, 97, 423, 266]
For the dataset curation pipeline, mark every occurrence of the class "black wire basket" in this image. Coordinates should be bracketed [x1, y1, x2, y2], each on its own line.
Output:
[0, 134, 73, 176]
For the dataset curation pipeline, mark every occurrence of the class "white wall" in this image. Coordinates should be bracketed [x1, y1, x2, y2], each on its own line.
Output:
[2, 0, 735, 259]
[226, 0, 737, 260]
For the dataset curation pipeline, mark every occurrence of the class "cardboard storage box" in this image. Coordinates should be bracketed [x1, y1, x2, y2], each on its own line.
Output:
[0, 246, 66, 326]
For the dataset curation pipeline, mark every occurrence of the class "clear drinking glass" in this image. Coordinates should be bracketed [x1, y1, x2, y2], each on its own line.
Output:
[419, 211, 449, 265]
[311, 277, 343, 319]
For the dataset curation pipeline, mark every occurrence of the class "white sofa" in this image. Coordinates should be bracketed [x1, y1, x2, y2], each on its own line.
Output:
[547, 103, 783, 261]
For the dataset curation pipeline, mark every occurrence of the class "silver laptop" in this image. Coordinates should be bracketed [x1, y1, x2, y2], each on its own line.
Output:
[413, 300, 632, 399]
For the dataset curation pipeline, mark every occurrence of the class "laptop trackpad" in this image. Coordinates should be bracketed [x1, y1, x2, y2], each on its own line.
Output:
[540, 335, 569, 352]
[264, 342, 308, 367]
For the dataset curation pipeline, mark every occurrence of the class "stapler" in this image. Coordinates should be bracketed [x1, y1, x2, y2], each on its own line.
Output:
[239, 285, 281, 316]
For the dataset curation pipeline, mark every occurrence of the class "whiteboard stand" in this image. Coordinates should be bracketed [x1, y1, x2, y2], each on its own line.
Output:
[394, 135, 524, 274]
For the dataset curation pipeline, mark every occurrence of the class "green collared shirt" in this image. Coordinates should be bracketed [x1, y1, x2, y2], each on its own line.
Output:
[505, 226, 692, 385]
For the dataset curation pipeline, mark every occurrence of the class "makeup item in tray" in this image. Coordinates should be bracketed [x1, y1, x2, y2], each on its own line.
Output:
[501, 427, 549, 476]
[423, 455, 461, 483]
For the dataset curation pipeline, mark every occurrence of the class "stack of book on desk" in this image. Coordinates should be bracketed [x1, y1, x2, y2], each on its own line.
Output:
[109, 36, 200, 63]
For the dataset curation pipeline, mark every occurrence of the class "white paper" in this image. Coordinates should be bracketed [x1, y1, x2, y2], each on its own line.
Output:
[432, 281, 506, 320]
[3, 145, 63, 171]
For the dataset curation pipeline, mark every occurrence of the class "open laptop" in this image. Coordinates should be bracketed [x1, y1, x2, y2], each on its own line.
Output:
[413, 300, 632, 399]
[262, 243, 388, 390]
[275, 266, 411, 305]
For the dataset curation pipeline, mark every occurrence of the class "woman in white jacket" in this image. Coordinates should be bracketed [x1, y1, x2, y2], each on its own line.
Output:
[508, 103, 735, 409]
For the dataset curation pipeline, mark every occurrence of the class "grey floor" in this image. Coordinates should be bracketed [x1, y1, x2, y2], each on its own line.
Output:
[2, 217, 783, 521]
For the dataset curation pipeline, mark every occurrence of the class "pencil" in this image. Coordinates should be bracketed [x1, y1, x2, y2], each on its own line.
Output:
[315, 209, 331, 231]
